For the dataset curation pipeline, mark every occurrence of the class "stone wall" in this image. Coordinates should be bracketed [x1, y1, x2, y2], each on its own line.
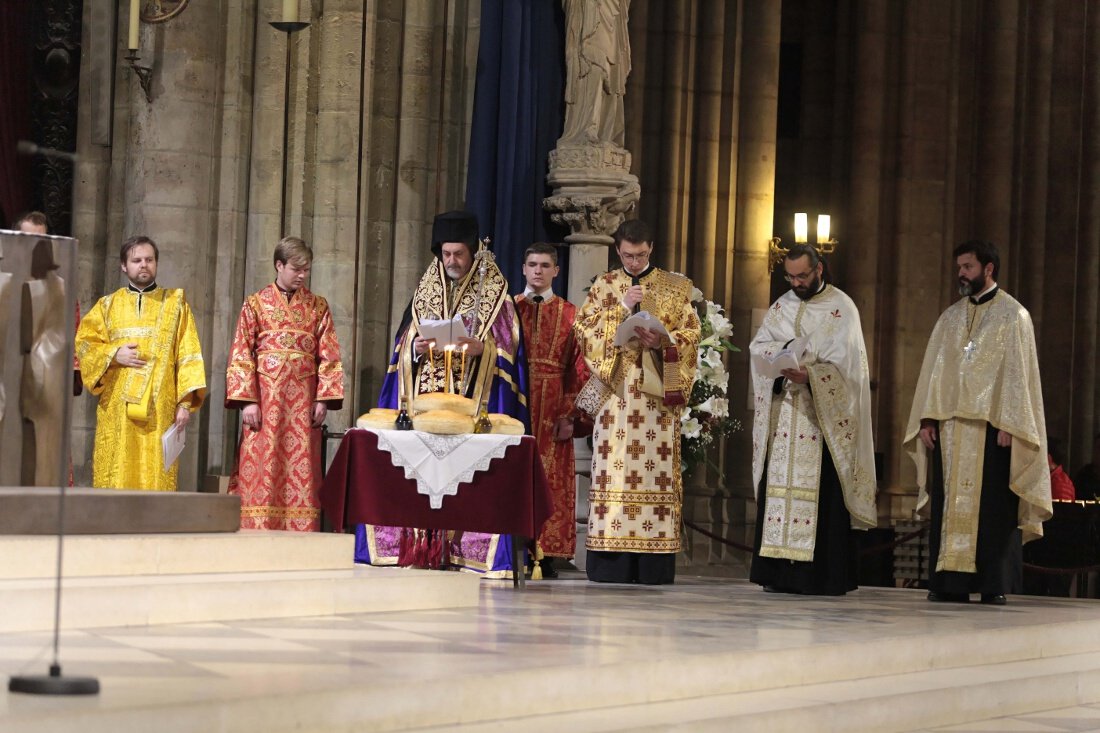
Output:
[70, 0, 481, 488]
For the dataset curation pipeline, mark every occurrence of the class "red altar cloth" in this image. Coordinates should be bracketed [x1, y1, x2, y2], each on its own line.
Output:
[320, 430, 553, 538]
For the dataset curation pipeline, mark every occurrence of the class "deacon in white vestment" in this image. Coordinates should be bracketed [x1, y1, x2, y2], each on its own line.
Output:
[904, 240, 1051, 606]
[749, 245, 877, 595]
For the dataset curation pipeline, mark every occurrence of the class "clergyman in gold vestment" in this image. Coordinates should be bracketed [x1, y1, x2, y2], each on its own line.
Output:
[904, 240, 1051, 605]
[575, 219, 700, 585]
[76, 236, 207, 491]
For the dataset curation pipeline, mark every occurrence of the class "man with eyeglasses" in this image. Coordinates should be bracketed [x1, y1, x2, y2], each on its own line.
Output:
[574, 219, 700, 584]
[748, 244, 877, 595]
[904, 240, 1051, 606]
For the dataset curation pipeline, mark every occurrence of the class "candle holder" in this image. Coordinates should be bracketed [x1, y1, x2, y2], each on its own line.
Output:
[269, 20, 311, 234]
[125, 53, 154, 103]
[768, 212, 840, 272]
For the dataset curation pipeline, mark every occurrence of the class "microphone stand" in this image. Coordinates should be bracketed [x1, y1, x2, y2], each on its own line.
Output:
[8, 241, 98, 695]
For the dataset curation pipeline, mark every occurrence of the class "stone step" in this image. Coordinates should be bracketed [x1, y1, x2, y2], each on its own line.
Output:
[1, 530, 358, 579]
[0, 565, 480, 634]
[0, 487, 240, 534]
[415, 651, 1100, 733]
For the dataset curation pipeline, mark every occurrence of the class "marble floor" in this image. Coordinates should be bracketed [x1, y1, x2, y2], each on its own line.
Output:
[2, 572, 1100, 732]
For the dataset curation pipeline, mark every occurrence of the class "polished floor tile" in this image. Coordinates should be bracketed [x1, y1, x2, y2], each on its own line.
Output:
[2, 576, 1100, 732]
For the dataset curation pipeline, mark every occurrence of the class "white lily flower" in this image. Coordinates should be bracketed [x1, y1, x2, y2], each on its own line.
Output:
[691, 286, 704, 303]
[681, 416, 702, 440]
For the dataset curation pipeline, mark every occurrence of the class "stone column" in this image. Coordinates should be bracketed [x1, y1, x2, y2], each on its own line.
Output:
[723, 0, 781, 564]
[118, 0, 226, 490]
[1073, 0, 1100, 468]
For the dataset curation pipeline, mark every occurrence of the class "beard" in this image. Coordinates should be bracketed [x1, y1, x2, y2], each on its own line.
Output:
[792, 273, 822, 301]
[130, 270, 154, 286]
[446, 265, 469, 281]
[958, 272, 986, 296]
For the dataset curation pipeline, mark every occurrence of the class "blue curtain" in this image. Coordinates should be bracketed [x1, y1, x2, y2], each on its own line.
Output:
[466, 0, 568, 293]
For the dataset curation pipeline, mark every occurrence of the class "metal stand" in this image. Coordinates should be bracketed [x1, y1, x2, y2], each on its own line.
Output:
[9, 359, 98, 695]
[124, 53, 154, 103]
[269, 20, 310, 233]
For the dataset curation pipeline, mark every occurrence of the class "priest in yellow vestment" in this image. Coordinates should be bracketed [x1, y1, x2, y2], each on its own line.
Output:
[904, 240, 1051, 605]
[76, 236, 207, 491]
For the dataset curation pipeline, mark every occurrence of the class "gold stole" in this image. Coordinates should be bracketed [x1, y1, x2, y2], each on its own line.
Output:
[111, 290, 183, 422]
[759, 298, 823, 562]
[937, 418, 985, 572]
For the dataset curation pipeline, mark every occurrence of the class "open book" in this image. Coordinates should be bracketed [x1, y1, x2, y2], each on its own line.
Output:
[754, 337, 808, 380]
[613, 311, 671, 347]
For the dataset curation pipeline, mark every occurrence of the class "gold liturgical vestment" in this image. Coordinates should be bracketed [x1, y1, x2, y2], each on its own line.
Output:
[575, 267, 699, 554]
[904, 289, 1051, 573]
[77, 287, 206, 491]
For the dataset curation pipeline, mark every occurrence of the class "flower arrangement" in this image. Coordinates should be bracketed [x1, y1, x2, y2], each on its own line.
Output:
[681, 287, 742, 476]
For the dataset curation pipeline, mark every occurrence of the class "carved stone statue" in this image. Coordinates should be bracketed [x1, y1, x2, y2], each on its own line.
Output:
[21, 239, 68, 486]
[546, 0, 638, 246]
[560, 0, 632, 147]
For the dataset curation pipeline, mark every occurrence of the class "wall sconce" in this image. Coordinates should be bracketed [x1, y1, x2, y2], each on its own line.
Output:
[769, 213, 839, 272]
[122, 0, 189, 103]
[124, 0, 153, 102]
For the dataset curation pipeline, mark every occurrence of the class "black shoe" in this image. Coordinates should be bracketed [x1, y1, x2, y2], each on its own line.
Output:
[927, 591, 969, 603]
[538, 557, 559, 579]
[763, 585, 798, 594]
[980, 594, 1007, 606]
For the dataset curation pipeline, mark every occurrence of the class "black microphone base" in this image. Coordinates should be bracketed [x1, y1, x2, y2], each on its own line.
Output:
[9, 667, 99, 695]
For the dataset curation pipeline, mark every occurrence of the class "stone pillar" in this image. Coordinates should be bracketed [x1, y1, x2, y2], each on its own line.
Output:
[723, 0, 781, 566]
[1073, 0, 1100, 468]
[117, 0, 226, 490]
[307, 0, 367, 430]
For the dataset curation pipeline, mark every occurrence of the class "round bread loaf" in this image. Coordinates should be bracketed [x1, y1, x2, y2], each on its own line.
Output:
[411, 392, 477, 416]
[413, 409, 475, 435]
[488, 413, 525, 436]
[356, 408, 399, 430]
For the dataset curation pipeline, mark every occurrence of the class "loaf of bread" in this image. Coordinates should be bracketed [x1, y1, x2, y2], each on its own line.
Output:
[413, 409, 475, 435]
[488, 413, 525, 436]
[356, 408, 399, 430]
[411, 392, 477, 416]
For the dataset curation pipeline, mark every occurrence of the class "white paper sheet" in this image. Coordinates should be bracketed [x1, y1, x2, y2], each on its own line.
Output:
[162, 423, 186, 471]
[417, 315, 466, 348]
[613, 311, 671, 347]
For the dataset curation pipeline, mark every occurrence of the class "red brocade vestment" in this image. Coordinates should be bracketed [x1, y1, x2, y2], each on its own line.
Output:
[226, 284, 344, 530]
[516, 294, 589, 558]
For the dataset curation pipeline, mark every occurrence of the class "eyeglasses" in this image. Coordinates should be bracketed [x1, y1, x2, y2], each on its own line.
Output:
[783, 269, 816, 284]
[619, 251, 651, 264]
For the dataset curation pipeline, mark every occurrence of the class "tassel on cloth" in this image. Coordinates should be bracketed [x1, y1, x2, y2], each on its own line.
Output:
[397, 527, 413, 566]
[530, 541, 544, 581]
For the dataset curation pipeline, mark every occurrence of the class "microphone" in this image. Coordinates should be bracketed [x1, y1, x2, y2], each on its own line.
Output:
[630, 274, 640, 314]
[17, 140, 79, 163]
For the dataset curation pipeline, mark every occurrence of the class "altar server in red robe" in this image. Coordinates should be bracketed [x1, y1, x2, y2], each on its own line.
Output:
[515, 243, 590, 577]
[226, 237, 344, 530]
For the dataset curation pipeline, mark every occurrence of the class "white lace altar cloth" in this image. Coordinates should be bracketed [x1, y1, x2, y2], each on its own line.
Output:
[362, 429, 523, 509]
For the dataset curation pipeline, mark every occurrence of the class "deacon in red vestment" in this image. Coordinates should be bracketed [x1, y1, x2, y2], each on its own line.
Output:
[515, 243, 590, 575]
[226, 237, 344, 530]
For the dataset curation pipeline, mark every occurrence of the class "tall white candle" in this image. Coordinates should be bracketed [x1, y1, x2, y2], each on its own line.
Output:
[128, 0, 140, 50]
[282, 0, 299, 22]
[817, 215, 831, 243]
[794, 213, 808, 244]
